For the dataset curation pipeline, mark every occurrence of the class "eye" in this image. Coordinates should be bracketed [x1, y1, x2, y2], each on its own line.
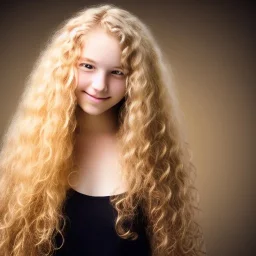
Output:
[79, 63, 94, 70]
[112, 70, 124, 76]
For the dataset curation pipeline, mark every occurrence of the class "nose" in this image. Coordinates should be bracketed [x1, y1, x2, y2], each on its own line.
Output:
[91, 71, 108, 92]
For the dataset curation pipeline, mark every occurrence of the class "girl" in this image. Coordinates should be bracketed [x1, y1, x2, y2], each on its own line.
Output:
[0, 4, 206, 256]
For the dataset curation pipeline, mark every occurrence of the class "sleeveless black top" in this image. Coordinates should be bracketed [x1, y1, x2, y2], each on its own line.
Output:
[53, 188, 151, 256]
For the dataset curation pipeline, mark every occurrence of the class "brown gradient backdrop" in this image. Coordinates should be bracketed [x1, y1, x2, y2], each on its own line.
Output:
[0, 1, 255, 255]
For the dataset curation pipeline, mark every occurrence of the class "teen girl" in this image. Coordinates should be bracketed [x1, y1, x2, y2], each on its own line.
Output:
[0, 4, 206, 256]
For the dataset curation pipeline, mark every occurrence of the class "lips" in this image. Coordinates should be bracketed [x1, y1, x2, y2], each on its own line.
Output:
[83, 91, 109, 99]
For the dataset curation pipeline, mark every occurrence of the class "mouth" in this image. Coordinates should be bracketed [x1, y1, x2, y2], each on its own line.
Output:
[83, 91, 110, 104]
[83, 91, 110, 99]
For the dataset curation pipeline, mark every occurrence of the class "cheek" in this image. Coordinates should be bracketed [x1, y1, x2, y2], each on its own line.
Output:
[112, 80, 126, 96]
[77, 72, 90, 88]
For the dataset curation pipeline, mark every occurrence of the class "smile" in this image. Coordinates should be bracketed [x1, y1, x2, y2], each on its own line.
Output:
[83, 91, 110, 103]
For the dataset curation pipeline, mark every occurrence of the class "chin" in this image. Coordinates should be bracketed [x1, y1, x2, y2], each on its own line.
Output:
[77, 105, 108, 116]
[83, 109, 106, 116]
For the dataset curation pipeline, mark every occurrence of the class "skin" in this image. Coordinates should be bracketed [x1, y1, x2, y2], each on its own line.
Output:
[72, 27, 128, 196]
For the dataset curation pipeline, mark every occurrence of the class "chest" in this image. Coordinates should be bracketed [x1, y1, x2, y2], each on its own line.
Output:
[72, 136, 127, 196]
[54, 191, 151, 256]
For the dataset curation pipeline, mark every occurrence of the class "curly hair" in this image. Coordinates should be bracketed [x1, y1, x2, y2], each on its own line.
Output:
[0, 4, 206, 256]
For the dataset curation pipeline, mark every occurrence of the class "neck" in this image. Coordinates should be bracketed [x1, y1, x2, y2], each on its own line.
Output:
[75, 105, 119, 137]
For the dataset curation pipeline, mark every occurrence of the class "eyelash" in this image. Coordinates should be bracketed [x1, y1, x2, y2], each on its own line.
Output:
[79, 63, 124, 76]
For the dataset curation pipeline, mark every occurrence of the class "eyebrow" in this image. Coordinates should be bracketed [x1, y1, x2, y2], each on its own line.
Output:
[79, 57, 123, 69]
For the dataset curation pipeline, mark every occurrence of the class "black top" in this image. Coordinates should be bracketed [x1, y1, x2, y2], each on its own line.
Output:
[53, 188, 151, 256]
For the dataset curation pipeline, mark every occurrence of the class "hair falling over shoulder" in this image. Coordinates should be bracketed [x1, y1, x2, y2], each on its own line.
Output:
[0, 3, 206, 256]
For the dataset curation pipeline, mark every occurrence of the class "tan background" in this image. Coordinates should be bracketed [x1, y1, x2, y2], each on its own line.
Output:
[0, 1, 255, 255]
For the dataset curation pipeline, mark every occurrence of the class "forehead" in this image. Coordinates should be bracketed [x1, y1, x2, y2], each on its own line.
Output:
[80, 28, 122, 66]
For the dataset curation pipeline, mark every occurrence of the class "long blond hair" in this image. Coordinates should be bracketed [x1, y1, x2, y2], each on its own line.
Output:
[0, 4, 206, 256]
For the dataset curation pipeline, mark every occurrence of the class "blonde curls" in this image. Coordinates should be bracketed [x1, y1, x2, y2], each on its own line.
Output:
[0, 4, 206, 256]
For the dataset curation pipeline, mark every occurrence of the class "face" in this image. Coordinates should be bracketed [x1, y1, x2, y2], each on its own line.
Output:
[75, 27, 126, 116]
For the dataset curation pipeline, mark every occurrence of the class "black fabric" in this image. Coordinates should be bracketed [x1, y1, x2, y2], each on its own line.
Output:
[53, 188, 151, 256]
